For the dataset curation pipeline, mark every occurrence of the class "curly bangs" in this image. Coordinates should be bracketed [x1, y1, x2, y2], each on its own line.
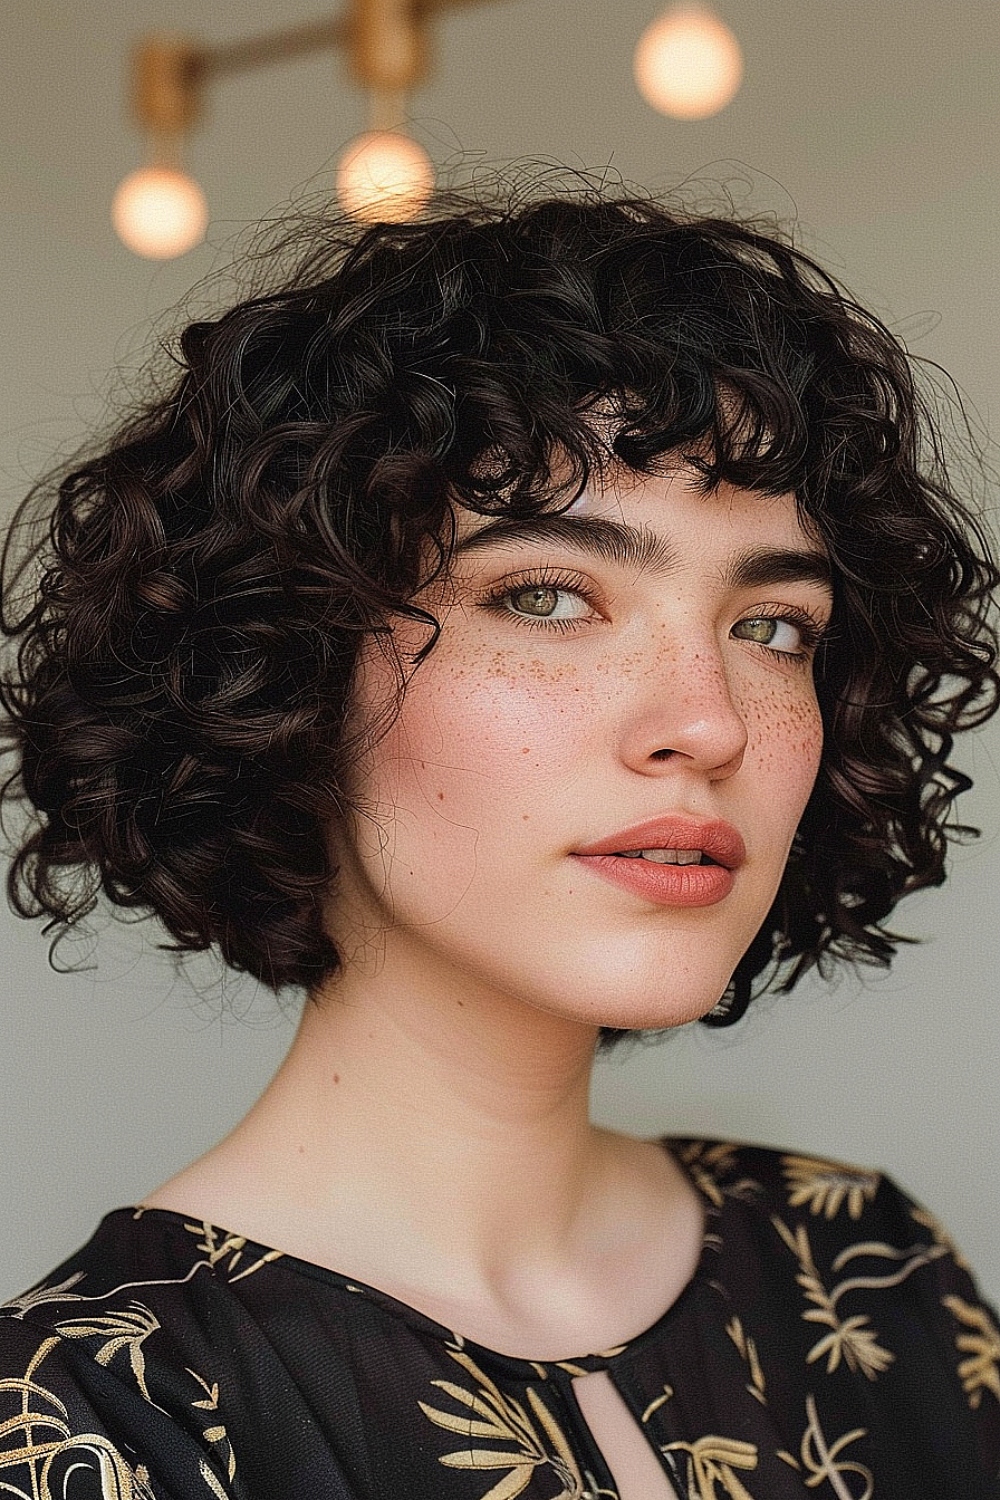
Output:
[1, 176, 997, 1034]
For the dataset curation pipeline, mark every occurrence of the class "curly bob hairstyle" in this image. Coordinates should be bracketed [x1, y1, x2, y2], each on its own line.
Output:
[1, 173, 998, 1039]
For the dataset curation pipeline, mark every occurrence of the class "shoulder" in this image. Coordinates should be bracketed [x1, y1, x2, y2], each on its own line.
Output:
[0, 1208, 286, 1500]
[666, 1133, 979, 1276]
[0, 1311, 165, 1497]
[667, 1135, 886, 1216]
[668, 1136, 1000, 1469]
[0, 1206, 287, 1363]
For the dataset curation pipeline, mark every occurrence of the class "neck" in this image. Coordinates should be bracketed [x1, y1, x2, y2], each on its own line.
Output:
[181, 930, 625, 1300]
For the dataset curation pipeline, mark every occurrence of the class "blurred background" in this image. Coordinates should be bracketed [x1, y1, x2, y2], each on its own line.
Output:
[2, 0, 998, 1301]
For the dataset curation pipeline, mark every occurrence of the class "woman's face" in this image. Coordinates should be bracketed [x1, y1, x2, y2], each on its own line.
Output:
[328, 462, 833, 1031]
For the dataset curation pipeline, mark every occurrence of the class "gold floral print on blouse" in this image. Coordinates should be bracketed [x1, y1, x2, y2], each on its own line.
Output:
[0, 1336, 156, 1500]
[417, 1344, 618, 1500]
[780, 1155, 880, 1221]
[776, 1394, 874, 1499]
[771, 1213, 950, 1380]
[1, 1139, 998, 1498]
[659, 1435, 758, 1499]
[943, 1296, 1000, 1409]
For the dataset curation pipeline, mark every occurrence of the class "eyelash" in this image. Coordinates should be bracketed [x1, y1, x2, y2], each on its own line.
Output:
[478, 569, 830, 664]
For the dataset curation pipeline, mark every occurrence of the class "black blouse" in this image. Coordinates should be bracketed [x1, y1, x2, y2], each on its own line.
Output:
[2, 1139, 998, 1499]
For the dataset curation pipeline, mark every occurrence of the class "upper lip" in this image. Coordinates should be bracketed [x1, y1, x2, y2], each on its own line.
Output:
[573, 815, 747, 870]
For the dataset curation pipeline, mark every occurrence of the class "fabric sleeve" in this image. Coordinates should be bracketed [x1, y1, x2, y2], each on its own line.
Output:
[879, 1170, 1000, 1480]
[0, 1314, 236, 1500]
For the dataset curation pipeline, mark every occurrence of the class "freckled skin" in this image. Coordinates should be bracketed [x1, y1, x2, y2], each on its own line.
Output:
[329, 468, 830, 1033]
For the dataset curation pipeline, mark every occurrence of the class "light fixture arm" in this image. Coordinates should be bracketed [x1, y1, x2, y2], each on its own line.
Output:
[129, 0, 499, 151]
[115, 0, 505, 255]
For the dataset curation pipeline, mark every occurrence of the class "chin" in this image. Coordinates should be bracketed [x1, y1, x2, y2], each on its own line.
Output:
[538, 944, 745, 1034]
[603, 1004, 722, 1032]
[556, 985, 732, 1034]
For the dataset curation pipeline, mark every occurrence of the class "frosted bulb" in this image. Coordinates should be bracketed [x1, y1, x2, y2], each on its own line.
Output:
[634, 6, 743, 120]
[112, 166, 208, 259]
[336, 131, 435, 223]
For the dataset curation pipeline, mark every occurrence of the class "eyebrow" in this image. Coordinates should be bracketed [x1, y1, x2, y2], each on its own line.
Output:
[453, 514, 834, 596]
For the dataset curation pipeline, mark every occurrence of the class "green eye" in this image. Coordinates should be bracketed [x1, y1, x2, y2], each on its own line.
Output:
[482, 574, 596, 629]
[512, 587, 561, 617]
[739, 618, 779, 644]
[731, 612, 809, 654]
[500, 584, 594, 622]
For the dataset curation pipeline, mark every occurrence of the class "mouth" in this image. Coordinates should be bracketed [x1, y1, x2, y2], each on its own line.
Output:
[611, 849, 720, 865]
[573, 815, 746, 872]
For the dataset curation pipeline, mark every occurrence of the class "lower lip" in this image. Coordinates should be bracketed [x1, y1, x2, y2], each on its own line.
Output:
[571, 854, 735, 906]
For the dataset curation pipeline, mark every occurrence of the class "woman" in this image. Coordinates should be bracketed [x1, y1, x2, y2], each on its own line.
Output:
[0, 179, 998, 1499]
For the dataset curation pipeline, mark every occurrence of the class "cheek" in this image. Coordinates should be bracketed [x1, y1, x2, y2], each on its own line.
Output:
[340, 648, 599, 919]
[746, 677, 825, 803]
[382, 652, 596, 815]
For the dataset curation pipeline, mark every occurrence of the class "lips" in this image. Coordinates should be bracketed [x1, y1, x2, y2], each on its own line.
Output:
[572, 815, 747, 871]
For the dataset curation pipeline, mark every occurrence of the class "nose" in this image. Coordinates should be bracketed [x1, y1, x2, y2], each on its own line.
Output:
[619, 639, 749, 780]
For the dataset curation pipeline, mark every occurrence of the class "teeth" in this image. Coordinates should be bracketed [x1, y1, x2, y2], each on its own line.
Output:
[615, 848, 705, 864]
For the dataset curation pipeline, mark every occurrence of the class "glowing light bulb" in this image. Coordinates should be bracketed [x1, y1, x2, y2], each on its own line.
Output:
[111, 165, 208, 259]
[336, 131, 434, 223]
[634, 5, 743, 120]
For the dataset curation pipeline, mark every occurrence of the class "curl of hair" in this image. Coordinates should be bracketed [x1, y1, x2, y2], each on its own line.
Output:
[1, 172, 997, 1041]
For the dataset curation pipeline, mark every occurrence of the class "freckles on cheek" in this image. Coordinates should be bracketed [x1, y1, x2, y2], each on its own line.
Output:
[750, 683, 824, 789]
[395, 652, 602, 810]
[446, 652, 592, 740]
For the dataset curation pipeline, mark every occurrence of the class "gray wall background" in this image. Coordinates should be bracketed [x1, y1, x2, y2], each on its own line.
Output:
[2, 0, 998, 1302]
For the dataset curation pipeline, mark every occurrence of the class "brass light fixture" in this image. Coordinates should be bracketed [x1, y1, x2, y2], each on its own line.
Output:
[112, 0, 744, 259]
[112, 0, 494, 258]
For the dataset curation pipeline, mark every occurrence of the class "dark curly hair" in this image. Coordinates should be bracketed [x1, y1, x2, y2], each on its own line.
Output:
[2, 171, 997, 1040]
